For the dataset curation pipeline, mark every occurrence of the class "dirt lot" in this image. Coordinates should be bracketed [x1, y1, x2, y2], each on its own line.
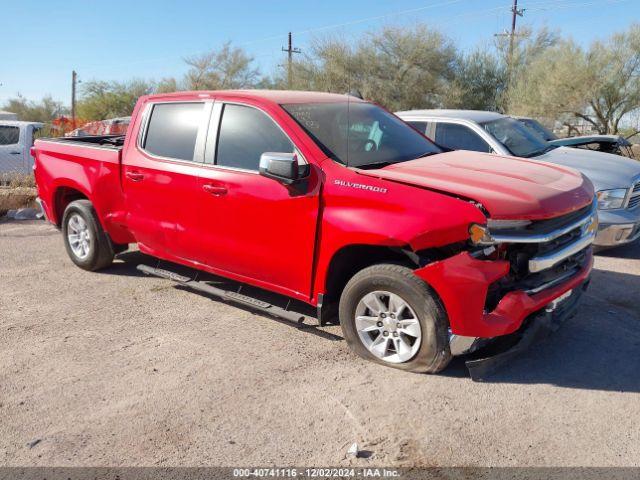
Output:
[1, 220, 639, 467]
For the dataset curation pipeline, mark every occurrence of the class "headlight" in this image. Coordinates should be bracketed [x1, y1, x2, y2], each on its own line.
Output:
[469, 223, 493, 245]
[596, 189, 627, 210]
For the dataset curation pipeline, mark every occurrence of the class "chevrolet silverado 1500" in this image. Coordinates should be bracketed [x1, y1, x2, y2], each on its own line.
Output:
[34, 91, 597, 376]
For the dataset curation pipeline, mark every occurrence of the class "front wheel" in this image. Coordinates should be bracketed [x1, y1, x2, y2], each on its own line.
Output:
[339, 264, 451, 373]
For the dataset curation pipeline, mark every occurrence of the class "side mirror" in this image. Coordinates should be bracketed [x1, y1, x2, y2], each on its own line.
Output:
[259, 152, 309, 184]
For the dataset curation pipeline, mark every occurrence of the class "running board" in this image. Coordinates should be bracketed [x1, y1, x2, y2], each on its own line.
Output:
[137, 264, 309, 324]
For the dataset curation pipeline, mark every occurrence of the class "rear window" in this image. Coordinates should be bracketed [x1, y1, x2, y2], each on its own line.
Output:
[0, 126, 19, 145]
[143, 103, 205, 161]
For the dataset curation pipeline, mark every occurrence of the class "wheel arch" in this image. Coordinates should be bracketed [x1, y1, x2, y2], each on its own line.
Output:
[322, 244, 416, 305]
[52, 183, 91, 226]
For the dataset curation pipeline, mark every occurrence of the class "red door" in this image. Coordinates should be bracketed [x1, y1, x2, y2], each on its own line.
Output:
[195, 102, 321, 299]
[123, 100, 211, 258]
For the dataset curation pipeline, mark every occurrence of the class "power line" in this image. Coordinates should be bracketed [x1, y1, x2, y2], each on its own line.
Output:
[240, 0, 467, 47]
[513, 0, 629, 13]
[80, 0, 480, 73]
[77, 0, 630, 75]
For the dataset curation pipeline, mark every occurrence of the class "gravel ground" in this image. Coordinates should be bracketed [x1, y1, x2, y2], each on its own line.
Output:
[1, 220, 639, 467]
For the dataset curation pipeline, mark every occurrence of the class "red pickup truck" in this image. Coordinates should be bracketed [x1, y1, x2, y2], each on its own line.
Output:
[33, 90, 597, 377]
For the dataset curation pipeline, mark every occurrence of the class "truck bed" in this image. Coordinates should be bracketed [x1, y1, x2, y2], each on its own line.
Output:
[44, 134, 126, 148]
[33, 135, 127, 231]
[35, 136, 124, 166]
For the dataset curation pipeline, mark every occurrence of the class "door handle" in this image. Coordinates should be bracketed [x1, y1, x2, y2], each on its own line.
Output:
[202, 184, 227, 196]
[126, 171, 144, 182]
[9, 151, 21, 155]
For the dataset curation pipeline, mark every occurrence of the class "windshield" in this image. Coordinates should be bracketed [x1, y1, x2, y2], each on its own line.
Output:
[518, 118, 558, 141]
[282, 102, 441, 168]
[481, 117, 555, 158]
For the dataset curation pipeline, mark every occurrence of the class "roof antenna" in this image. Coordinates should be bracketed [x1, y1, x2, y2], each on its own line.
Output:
[345, 89, 363, 100]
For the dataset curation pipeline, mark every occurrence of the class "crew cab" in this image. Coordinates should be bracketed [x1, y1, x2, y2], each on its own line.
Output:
[33, 91, 596, 377]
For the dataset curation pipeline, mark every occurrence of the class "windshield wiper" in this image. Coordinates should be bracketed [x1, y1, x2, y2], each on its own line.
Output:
[355, 151, 439, 169]
[416, 151, 439, 158]
[356, 161, 397, 169]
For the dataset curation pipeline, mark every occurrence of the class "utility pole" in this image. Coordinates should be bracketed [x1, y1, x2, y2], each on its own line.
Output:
[71, 70, 78, 129]
[282, 32, 301, 88]
[495, 0, 525, 83]
[508, 0, 524, 67]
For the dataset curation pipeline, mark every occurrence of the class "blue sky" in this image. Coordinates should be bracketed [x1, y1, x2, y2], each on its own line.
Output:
[2, 0, 638, 106]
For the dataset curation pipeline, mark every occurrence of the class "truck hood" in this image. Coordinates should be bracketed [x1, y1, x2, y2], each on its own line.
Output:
[358, 150, 594, 220]
[534, 146, 640, 191]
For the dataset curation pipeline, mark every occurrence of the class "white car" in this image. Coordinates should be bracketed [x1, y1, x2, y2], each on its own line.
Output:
[0, 120, 44, 174]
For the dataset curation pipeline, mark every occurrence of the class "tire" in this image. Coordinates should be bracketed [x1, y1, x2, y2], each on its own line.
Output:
[339, 263, 451, 373]
[61, 199, 115, 271]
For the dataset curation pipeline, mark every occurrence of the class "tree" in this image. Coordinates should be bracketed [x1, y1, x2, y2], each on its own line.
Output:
[584, 24, 640, 134]
[76, 79, 154, 120]
[287, 25, 459, 112]
[498, 26, 560, 77]
[507, 40, 591, 128]
[359, 26, 458, 111]
[2, 94, 66, 122]
[184, 42, 261, 90]
[446, 49, 506, 111]
[284, 36, 361, 93]
[156, 77, 180, 93]
[507, 24, 640, 135]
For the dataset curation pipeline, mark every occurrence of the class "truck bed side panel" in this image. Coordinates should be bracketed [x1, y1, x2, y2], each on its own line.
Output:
[34, 139, 134, 244]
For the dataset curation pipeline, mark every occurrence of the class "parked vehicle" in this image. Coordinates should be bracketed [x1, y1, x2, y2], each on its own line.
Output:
[398, 110, 640, 249]
[66, 117, 131, 137]
[0, 120, 43, 174]
[0, 111, 18, 121]
[515, 116, 635, 158]
[34, 91, 596, 377]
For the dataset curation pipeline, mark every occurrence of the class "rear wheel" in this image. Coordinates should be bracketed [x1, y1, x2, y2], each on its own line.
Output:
[62, 200, 115, 271]
[339, 264, 451, 373]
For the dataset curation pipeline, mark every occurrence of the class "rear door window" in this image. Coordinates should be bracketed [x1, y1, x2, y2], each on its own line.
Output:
[0, 126, 20, 145]
[216, 104, 293, 171]
[434, 122, 492, 153]
[143, 102, 206, 161]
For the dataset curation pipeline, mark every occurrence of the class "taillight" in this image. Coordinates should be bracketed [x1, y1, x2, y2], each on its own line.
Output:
[30, 147, 36, 158]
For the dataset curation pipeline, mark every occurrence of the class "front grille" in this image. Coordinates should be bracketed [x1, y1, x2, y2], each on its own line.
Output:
[628, 181, 640, 209]
[483, 205, 594, 310]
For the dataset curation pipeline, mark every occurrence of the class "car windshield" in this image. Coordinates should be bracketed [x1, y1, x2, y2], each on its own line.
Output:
[518, 118, 558, 141]
[282, 102, 441, 168]
[481, 117, 556, 158]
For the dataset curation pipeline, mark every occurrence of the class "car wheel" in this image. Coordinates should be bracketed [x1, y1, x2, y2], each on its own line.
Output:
[339, 263, 451, 373]
[62, 199, 114, 271]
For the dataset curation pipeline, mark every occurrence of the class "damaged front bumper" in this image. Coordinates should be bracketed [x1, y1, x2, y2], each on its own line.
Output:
[414, 248, 593, 379]
[415, 249, 593, 338]
[464, 279, 589, 381]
